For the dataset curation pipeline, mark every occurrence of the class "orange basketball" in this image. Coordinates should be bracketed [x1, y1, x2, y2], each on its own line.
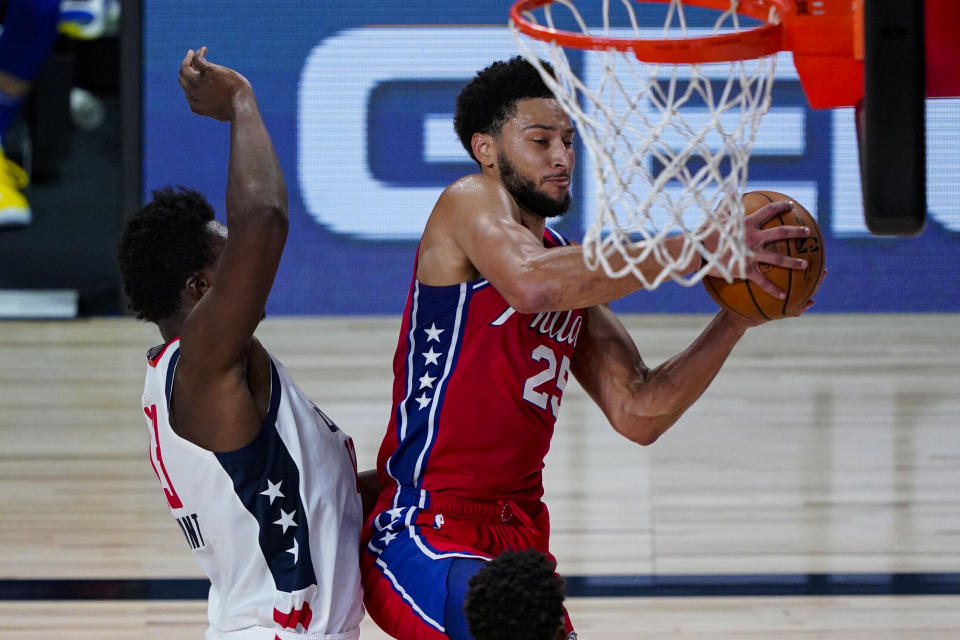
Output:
[703, 191, 825, 322]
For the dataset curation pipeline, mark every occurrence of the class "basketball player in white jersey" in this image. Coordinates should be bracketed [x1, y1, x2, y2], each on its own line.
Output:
[117, 48, 366, 640]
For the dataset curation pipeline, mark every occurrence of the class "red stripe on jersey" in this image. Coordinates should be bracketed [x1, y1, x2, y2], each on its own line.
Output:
[273, 601, 313, 631]
[147, 336, 180, 368]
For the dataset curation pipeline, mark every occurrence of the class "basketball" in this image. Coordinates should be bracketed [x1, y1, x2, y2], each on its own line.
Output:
[703, 191, 825, 322]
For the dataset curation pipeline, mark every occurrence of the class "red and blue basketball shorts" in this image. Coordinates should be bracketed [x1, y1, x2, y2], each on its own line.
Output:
[360, 490, 575, 640]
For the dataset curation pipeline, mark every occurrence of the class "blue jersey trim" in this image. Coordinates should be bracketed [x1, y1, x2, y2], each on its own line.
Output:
[387, 281, 474, 503]
[544, 226, 570, 246]
[164, 347, 181, 409]
[214, 361, 318, 592]
[413, 282, 471, 493]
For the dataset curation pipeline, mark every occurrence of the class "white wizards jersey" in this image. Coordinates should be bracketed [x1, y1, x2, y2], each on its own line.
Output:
[141, 338, 364, 640]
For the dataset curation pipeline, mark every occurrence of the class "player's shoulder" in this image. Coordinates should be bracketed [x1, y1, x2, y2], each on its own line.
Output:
[436, 174, 518, 221]
[442, 173, 511, 204]
[447, 172, 500, 190]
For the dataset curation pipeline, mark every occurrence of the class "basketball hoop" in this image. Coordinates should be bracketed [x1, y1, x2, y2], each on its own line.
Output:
[510, 0, 793, 288]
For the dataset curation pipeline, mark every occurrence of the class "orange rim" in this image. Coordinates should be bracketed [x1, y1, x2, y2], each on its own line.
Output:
[510, 0, 796, 63]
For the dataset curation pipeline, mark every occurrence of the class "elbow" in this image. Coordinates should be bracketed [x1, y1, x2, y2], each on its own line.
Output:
[616, 377, 693, 446]
[265, 203, 289, 228]
[253, 203, 289, 233]
[633, 431, 662, 447]
[253, 204, 289, 243]
[612, 402, 677, 446]
[231, 203, 288, 248]
[504, 278, 563, 314]
[228, 179, 289, 225]
[619, 422, 666, 447]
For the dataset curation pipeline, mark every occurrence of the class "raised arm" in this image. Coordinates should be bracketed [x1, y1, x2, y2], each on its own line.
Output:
[176, 47, 288, 369]
[422, 177, 810, 313]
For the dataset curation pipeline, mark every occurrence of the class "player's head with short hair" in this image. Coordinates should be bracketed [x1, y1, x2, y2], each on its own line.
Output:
[117, 186, 222, 323]
[464, 549, 567, 640]
[454, 56, 557, 166]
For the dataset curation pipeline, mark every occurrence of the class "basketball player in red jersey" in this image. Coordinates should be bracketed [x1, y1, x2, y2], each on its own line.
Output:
[360, 57, 816, 640]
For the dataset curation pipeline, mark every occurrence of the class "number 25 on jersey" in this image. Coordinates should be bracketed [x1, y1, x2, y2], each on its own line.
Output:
[522, 345, 571, 418]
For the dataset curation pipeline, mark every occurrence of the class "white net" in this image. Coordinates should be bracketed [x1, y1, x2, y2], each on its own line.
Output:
[511, 0, 780, 288]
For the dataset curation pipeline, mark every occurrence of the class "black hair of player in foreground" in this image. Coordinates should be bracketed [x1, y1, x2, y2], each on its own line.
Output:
[464, 549, 568, 640]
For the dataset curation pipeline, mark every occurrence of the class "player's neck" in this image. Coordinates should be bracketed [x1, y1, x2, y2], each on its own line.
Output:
[517, 207, 547, 241]
[157, 319, 182, 345]
[157, 306, 191, 345]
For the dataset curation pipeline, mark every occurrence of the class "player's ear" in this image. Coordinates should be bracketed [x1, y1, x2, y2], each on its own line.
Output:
[471, 132, 496, 169]
[185, 271, 210, 300]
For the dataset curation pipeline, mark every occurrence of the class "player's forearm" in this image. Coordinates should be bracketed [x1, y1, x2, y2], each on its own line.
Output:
[225, 89, 289, 228]
[517, 235, 697, 312]
[618, 310, 747, 444]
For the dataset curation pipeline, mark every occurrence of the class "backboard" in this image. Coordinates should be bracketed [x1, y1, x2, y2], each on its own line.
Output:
[860, 0, 959, 235]
[749, 0, 959, 235]
[746, 0, 960, 235]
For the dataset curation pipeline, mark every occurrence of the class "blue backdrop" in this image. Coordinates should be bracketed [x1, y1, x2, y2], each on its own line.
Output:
[143, 1, 960, 314]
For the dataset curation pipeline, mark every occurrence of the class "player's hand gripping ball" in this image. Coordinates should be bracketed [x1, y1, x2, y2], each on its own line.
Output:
[704, 191, 825, 322]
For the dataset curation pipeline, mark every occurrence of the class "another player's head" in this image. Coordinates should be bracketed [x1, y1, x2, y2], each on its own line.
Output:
[464, 549, 567, 640]
[118, 186, 226, 324]
[454, 57, 574, 218]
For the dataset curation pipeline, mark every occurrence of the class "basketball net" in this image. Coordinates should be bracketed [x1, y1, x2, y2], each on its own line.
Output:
[510, 0, 780, 289]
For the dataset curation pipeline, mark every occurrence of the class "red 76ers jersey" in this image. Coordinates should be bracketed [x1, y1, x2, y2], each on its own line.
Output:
[377, 227, 584, 506]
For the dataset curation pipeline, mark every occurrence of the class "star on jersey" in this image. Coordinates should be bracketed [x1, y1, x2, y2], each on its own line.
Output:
[414, 393, 432, 410]
[386, 507, 405, 520]
[381, 530, 399, 546]
[287, 538, 300, 564]
[422, 347, 441, 366]
[274, 509, 298, 534]
[380, 518, 399, 532]
[260, 479, 284, 505]
[418, 372, 437, 389]
[424, 323, 445, 343]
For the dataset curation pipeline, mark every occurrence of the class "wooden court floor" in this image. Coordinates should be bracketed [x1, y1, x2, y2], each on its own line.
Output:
[1, 313, 958, 638]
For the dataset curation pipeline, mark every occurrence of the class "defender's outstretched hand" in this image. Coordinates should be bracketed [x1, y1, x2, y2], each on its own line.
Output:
[178, 46, 252, 122]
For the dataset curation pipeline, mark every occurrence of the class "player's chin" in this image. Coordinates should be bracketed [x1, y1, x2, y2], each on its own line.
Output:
[542, 181, 570, 198]
[542, 184, 572, 204]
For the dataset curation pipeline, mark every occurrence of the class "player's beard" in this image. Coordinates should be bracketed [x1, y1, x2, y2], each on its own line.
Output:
[498, 154, 571, 219]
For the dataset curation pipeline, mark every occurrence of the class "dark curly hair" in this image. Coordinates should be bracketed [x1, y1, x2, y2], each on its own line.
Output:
[464, 549, 566, 640]
[117, 186, 218, 323]
[454, 56, 556, 165]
